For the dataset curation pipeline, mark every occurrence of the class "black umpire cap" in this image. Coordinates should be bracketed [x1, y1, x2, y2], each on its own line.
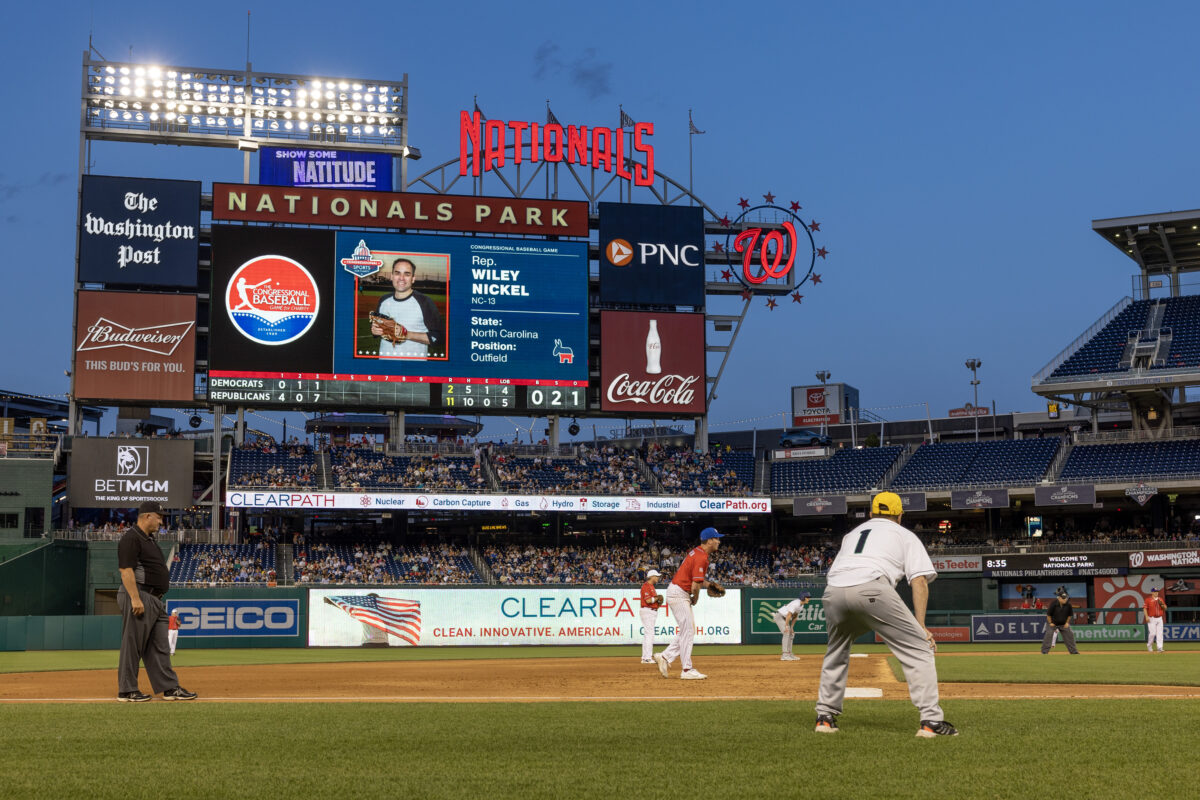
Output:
[137, 501, 166, 516]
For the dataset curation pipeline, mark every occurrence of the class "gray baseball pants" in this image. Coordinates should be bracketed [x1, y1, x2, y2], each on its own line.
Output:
[1040, 624, 1079, 654]
[816, 577, 944, 721]
[117, 588, 180, 695]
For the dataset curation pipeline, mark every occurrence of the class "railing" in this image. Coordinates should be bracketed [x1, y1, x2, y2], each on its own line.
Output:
[0, 433, 59, 459]
[52, 528, 238, 544]
[1074, 426, 1200, 445]
[926, 537, 1200, 555]
[1032, 295, 1132, 383]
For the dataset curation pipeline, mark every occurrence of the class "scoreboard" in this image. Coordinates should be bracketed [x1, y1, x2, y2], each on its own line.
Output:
[207, 376, 585, 411]
[207, 227, 588, 413]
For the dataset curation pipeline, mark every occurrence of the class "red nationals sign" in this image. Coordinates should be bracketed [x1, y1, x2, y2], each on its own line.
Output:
[600, 311, 705, 414]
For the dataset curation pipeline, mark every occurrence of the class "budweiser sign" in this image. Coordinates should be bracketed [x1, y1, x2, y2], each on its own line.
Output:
[600, 311, 706, 414]
[77, 317, 194, 356]
[73, 291, 196, 403]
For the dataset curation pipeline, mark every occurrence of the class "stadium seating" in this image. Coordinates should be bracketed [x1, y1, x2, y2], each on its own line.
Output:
[1157, 295, 1200, 369]
[646, 445, 751, 494]
[1059, 438, 1200, 481]
[491, 447, 647, 494]
[770, 446, 903, 494]
[889, 439, 1060, 490]
[229, 445, 317, 488]
[1048, 299, 1153, 378]
[330, 447, 482, 491]
[295, 540, 482, 584]
[171, 543, 276, 584]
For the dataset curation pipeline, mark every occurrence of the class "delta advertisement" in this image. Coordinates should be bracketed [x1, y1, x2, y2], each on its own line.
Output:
[969, 615, 1146, 643]
[73, 291, 196, 402]
[598, 202, 705, 307]
[78, 175, 199, 287]
[226, 490, 771, 514]
[599, 310, 706, 415]
[307, 587, 743, 646]
[332, 231, 588, 383]
[68, 439, 195, 508]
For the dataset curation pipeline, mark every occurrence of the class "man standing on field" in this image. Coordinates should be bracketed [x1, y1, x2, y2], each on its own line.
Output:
[815, 492, 956, 737]
[653, 528, 723, 680]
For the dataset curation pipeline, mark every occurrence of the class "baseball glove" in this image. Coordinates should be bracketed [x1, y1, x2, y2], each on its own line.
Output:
[706, 582, 726, 598]
[369, 312, 408, 344]
[653, 593, 665, 606]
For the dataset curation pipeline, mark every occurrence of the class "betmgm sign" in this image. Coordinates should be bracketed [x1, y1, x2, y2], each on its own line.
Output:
[68, 439, 194, 509]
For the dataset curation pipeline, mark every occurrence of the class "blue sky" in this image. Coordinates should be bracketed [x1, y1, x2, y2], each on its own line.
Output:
[3, 1, 1198, 439]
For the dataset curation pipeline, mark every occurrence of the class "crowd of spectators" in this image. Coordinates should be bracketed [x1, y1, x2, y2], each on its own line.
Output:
[490, 444, 649, 495]
[175, 544, 275, 585]
[331, 448, 484, 491]
[391, 543, 481, 583]
[230, 442, 317, 489]
[293, 540, 481, 584]
[645, 444, 749, 495]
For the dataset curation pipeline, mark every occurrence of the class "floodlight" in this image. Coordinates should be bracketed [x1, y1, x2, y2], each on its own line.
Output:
[237, 138, 258, 151]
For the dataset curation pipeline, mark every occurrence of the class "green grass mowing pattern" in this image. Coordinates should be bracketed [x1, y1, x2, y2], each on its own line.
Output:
[889, 649, 1200, 686]
[0, 700, 1192, 799]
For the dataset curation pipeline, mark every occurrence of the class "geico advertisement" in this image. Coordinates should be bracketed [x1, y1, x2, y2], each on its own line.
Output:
[308, 588, 742, 647]
[166, 599, 300, 637]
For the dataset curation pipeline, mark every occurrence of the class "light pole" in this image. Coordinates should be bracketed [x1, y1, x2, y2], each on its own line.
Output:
[965, 359, 982, 441]
[815, 371, 831, 436]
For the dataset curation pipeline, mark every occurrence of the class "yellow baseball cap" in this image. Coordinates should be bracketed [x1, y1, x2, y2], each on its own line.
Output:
[871, 492, 903, 516]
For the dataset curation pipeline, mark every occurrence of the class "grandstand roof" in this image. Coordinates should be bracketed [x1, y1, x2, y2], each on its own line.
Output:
[1093, 210, 1200, 275]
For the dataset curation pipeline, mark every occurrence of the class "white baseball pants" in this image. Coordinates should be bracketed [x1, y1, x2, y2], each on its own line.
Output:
[1147, 616, 1164, 651]
[168, 629, 178, 655]
[640, 608, 659, 659]
[661, 584, 696, 671]
[773, 611, 794, 655]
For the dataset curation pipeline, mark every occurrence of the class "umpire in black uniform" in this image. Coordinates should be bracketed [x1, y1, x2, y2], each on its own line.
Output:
[117, 501, 197, 701]
[1040, 589, 1081, 655]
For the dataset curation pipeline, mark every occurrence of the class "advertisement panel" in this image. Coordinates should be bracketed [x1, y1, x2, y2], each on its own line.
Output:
[227, 490, 771, 514]
[790, 383, 858, 427]
[331, 232, 588, 384]
[166, 599, 300, 638]
[1165, 624, 1200, 641]
[1034, 484, 1097, 507]
[1093, 573, 1159, 624]
[600, 310, 705, 415]
[998, 580, 1087, 610]
[68, 439, 194, 508]
[208, 226, 337, 375]
[930, 555, 981, 573]
[259, 147, 392, 191]
[877, 627, 969, 643]
[598, 202, 704, 306]
[308, 587, 742, 646]
[970, 614, 1048, 642]
[983, 553, 1127, 578]
[212, 183, 589, 237]
[950, 488, 1009, 510]
[792, 495, 848, 516]
[895, 491, 927, 513]
[78, 175, 199, 287]
[1129, 549, 1200, 569]
[73, 291, 196, 402]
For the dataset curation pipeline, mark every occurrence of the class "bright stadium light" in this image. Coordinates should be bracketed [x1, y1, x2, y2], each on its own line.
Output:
[82, 54, 408, 154]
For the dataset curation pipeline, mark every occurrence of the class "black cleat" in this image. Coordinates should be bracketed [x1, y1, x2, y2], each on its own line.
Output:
[161, 686, 198, 701]
[916, 720, 958, 737]
[117, 691, 152, 703]
[814, 714, 839, 733]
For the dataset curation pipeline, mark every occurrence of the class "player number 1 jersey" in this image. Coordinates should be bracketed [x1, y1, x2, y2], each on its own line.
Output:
[825, 517, 937, 588]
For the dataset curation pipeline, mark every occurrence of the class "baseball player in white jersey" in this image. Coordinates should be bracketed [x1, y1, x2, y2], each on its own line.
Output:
[371, 259, 444, 358]
[815, 492, 958, 737]
[772, 593, 811, 660]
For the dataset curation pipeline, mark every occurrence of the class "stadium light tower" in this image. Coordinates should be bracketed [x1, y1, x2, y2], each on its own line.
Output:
[815, 370, 831, 435]
[965, 359, 982, 441]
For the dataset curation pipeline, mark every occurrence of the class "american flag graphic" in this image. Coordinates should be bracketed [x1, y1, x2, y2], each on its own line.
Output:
[327, 595, 422, 646]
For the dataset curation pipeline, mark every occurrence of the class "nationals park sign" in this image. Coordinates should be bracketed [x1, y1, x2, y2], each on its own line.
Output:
[226, 491, 771, 513]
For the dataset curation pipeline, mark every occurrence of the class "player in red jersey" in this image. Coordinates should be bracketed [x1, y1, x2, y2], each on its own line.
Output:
[639, 569, 664, 663]
[653, 528, 723, 680]
[1145, 587, 1167, 653]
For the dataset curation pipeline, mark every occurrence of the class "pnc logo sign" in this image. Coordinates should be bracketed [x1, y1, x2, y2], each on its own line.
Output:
[605, 238, 700, 268]
[606, 239, 633, 266]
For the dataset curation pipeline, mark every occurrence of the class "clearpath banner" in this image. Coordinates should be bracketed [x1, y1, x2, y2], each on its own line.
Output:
[308, 588, 743, 646]
[226, 491, 771, 513]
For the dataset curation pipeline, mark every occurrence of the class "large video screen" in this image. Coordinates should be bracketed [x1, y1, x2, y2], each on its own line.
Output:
[207, 227, 588, 413]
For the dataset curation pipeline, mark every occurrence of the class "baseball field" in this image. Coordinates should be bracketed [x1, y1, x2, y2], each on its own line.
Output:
[0, 643, 1195, 798]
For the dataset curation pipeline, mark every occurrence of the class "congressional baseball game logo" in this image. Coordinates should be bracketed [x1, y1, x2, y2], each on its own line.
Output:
[225, 255, 320, 345]
[77, 317, 194, 356]
[116, 445, 148, 476]
[340, 240, 384, 278]
[1125, 483, 1158, 506]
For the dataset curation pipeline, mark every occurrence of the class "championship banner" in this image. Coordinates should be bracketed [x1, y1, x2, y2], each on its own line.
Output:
[78, 175, 199, 287]
[212, 183, 589, 237]
[68, 439, 194, 508]
[895, 491, 926, 512]
[950, 488, 1009, 510]
[1034, 484, 1096, 506]
[308, 587, 743, 646]
[792, 495, 848, 516]
[227, 490, 771, 514]
[74, 291, 196, 402]
[259, 147, 392, 191]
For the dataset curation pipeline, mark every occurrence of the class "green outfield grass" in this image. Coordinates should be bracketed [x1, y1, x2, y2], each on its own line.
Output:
[895, 649, 1200, 686]
[0, 700, 1191, 798]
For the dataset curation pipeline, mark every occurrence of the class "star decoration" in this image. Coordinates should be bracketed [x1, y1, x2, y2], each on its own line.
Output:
[816, 246, 828, 259]
[737, 197, 749, 209]
[810, 273, 822, 284]
[720, 268, 732, 281]
[791, 292, 803, 303]
[763, 192, 775, 204]
[719, 215, 731, 227]
[789, 201, 801, 211]
[809, 220, 821, 232]
[766, 297, 778, 310]
[712, 241, 724, 253]
[740, 289, 753, 301]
